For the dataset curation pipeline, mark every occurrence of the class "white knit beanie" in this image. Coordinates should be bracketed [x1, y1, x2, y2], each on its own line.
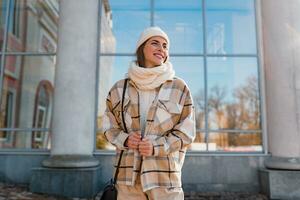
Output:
[136, 27, 170, 51]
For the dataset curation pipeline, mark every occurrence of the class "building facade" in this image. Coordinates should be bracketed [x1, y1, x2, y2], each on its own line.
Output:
[0, 0, 300, 199]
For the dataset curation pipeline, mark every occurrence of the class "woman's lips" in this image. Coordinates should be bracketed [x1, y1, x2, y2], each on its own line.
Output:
[154, 53, 164, 60]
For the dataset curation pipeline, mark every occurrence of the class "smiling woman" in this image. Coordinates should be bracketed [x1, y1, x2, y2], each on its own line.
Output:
[102, 26, 195, 200]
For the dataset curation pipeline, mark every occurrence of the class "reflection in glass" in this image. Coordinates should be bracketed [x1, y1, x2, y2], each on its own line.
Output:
[6, 0, 59, 52]
[32, 81, 53, 148]
[0, 0, 9, 51]
[0, 56, 55, 148]
[100, 0, 116, 54]
[31, 131, 51, 149]
[97, 55, 133, 118]
[206, 0, 256, 54]
[207, 57, 260, 130]
[97, 130, 115, 150]
[0, 84, 13, 142]
[172, 56, 205, 130]
[97, 55, 115, 120]
[189, 131, 206, 151]
[155, 0, 203, 54]
[0, 131, 50, 149]
[102, 0, 150, 53]
[208, 131, 262, 152]
[97, 56, 133, 149]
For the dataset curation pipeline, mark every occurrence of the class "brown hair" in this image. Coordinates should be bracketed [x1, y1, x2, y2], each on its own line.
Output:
[136, 41, 147, 67]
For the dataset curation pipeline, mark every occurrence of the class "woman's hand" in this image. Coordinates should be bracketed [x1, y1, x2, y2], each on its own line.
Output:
[138, 138, 153, 157]
[125, 131, 141, 150]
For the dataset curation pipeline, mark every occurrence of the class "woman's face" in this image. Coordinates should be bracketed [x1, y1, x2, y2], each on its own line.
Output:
[143, 36, 169, 68]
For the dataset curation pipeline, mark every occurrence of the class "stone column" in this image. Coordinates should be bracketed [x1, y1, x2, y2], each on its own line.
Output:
[42, 0, 99, 167]
[260, 0, 300, 199]
[262, 0, 300, 170]
[30, 0, 101, 198]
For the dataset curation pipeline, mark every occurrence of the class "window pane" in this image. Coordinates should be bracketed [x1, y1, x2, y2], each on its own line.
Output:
[97, 56, 133, 150]
[172, 56, 205, 130]
[96, 130, 115, 150]
[206, 0, 256, 54]
[6, 0, 59, 53]
[0, 56, 55, 129]
[208, 131, 263, 152]
[189, 131, 206, 151]
[0, 0, 9, 51]
[207, 57, 261, 130]
[97, 55, 133, 119]
[0, 131, 50, 149]
[155, 0, 203, 54]
[102, 0, 150, 53]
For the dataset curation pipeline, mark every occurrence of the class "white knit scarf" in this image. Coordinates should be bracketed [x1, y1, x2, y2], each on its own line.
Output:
[128, 61, 175, 90]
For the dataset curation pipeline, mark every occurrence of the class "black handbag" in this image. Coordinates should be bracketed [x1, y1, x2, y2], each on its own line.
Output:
[100, 79, 128, 200]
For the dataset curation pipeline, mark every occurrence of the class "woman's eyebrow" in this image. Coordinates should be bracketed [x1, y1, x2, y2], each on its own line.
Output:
[150, 39, 159, 43]
[150, 39, 167, 45]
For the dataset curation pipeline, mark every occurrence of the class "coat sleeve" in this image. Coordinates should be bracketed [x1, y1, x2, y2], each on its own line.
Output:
[102, 90, 129, 150]
[152, 88, 196, 156]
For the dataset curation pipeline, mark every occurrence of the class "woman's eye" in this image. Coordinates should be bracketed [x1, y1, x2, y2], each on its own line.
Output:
[150, 42, 168, 50]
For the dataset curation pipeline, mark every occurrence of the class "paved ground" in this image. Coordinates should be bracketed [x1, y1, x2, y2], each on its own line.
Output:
[0, 182, 269, 200]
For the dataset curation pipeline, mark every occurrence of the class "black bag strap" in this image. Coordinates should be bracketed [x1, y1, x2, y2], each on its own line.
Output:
[113, 78, 128, 185]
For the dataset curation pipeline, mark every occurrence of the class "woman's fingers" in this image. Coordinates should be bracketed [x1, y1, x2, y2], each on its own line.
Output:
[127, 132, 141, 149]
[127, 133, 153, 156]
[132, 132, 141, 141]
[138, 138, 153, 156]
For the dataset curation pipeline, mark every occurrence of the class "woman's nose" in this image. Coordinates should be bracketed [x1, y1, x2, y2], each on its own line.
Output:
[157, 44, 164, 51]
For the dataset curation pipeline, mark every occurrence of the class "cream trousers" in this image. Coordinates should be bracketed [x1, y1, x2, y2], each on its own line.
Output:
[116, 182, 184, 200]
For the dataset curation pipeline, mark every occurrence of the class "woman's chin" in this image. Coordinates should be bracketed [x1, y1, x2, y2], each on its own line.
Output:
[145, 60, 164, 67]
[155, 61, 164, 66]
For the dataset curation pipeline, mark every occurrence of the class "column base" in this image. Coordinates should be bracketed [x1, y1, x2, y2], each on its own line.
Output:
[259, 168, 300, 199]
[42, 155, 100, 168]
[30, 166, 102, 198]
[265, 156, 300, 170]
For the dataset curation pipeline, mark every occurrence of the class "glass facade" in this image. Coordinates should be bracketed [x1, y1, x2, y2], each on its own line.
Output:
[155, 0, 204, 54]
[97, 0, 263, 152]
[0, 0, 58, 149]
[206, 0, 257, 54]
[0, 0, 263, 153]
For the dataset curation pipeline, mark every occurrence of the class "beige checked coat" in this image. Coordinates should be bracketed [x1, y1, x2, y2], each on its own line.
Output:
[103, 77, 196, 192]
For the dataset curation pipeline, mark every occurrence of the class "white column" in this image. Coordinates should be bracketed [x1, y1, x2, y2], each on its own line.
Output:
[43, 0, 99, 167]
[262, 0, 300, 169]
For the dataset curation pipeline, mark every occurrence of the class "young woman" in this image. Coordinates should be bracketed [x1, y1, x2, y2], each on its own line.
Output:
[103, 27, 196, 200]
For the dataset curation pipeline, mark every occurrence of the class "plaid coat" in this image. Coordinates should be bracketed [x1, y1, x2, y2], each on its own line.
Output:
[103, 77, 196, 192]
